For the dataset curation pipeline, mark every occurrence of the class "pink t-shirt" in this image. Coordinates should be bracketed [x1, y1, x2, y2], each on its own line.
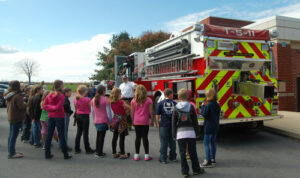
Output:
[131, 97, 152, 125]
[91, 96, 109, 124]
[74, 97, 90, 114]
[111, 100, 126, 116]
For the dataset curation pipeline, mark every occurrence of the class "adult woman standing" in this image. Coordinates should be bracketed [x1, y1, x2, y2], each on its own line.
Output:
[5, 80, 26, 159]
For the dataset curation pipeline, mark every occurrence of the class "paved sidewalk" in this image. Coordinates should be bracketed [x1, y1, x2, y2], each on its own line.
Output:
[264, 111, 300, 140]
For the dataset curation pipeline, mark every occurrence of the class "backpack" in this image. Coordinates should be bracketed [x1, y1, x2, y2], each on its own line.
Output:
[176, 104, 193, 126]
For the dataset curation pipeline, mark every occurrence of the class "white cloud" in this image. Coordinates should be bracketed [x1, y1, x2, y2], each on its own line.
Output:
[0, 33, 112, 82]
[164, 2, 300, 33]
[0, 45, 19, 53]
[164, 9, 221, 32]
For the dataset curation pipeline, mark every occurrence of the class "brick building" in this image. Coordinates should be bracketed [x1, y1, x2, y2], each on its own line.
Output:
[200, 16, 300, 111]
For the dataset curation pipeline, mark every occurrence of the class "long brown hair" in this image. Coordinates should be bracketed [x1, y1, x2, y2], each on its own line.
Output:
[4, 80, 21, 96]
[52, 80, 63, 93]
[34, 86, 42, 95]
[76, 85, 87, 100]
[134, 85, 147, 106]
[94, 85, 106, 107]
[27, 86, 36, 107]
[42, 90, 50, 102]
[109, 87, 121, 103]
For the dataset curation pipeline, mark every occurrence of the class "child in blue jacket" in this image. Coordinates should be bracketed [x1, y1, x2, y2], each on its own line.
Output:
[200, 88, 220, 168]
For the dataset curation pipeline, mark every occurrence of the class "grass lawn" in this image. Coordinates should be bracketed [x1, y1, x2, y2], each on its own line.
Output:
[46, 83, 87, 92]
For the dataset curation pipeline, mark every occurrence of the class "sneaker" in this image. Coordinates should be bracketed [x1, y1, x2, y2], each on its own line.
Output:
[45, 154, 54, 159]
[34, 144, 42, 148]
[211, 159, 216, 165]
[95, 153, 106, 158]
[75, 149, 81, 154]
[182, 173, 189, 178]
[134, 154, 140, 161]
[64, 155, 72, 160]
[158, 158, 167, 164]
[22, 140, 29, 143]
[42, 145, 46, 150]
[200, 160, 213, 168]
[86, 149, 95, 154]
[193, 167, 205, 175]
[169, 158, 178, 162]
[144, 154, 152, 161]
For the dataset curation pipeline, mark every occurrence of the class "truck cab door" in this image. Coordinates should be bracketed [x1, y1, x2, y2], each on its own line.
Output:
[114, 56, 134, 87]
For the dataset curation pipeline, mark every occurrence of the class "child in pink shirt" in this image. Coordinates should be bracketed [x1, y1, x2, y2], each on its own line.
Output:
[91, 85, 112, 158]
[74, 85, 94, 154]
[131, 85, 154, 161]
[109, 88, 131, 159]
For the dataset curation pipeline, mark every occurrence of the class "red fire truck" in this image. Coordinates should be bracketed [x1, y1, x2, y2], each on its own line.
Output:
[114, 23, 281, 129]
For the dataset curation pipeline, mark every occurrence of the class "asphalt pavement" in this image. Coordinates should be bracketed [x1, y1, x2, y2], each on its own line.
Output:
[0, 107, 300, 178]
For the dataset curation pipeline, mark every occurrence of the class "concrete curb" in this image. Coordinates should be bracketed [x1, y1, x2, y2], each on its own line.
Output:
[264, 126, 300, 141]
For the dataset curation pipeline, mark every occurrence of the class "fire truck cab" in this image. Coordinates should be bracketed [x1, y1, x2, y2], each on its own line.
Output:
[114, 22, 281, 128]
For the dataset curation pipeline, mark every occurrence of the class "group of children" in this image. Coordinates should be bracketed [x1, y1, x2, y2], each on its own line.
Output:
[5, 79, 220, 177]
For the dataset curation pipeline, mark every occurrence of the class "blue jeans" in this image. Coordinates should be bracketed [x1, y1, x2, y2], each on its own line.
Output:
[159, 127, 176, 162]
[30, 121, 41, 145]
[59, 114, 70, 147]
[203, 134, 217, 161]
[8, 122, 23, 157]
[45, 118, 68, 158]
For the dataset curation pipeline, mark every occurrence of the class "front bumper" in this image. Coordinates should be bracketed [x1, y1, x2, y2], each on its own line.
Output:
[198, 115, 283, 126]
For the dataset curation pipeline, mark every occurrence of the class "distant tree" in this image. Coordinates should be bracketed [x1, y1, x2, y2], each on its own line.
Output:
[90, 31, 170, 81]
[17, 58, 39, 83]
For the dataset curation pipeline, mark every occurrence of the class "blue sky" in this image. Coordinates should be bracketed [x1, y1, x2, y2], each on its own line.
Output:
[1, 0, 300, 82]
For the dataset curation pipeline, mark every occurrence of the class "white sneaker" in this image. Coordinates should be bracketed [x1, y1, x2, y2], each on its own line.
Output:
[144, 154, 152, 161]
[134, 154, 140, 161]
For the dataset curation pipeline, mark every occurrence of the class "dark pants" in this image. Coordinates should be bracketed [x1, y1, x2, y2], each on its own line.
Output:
[8, 121, 23, 157]
[159, 127, 177, 162]
[178, 138, 200, 174]
[75, 114, 91, 151]
[21, 115, 31, 141]
[59, 114, 71, 147]
[112, 129, 127, 154]
[45, 118, 68, 158]
[134, 125, 149, 154]
[96, 130, 106, 155]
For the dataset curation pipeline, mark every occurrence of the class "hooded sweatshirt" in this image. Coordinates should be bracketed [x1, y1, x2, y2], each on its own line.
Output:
[5, 92, 26, 123]
[42, 92, 65, 118]
[172, 101, 199, 140]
